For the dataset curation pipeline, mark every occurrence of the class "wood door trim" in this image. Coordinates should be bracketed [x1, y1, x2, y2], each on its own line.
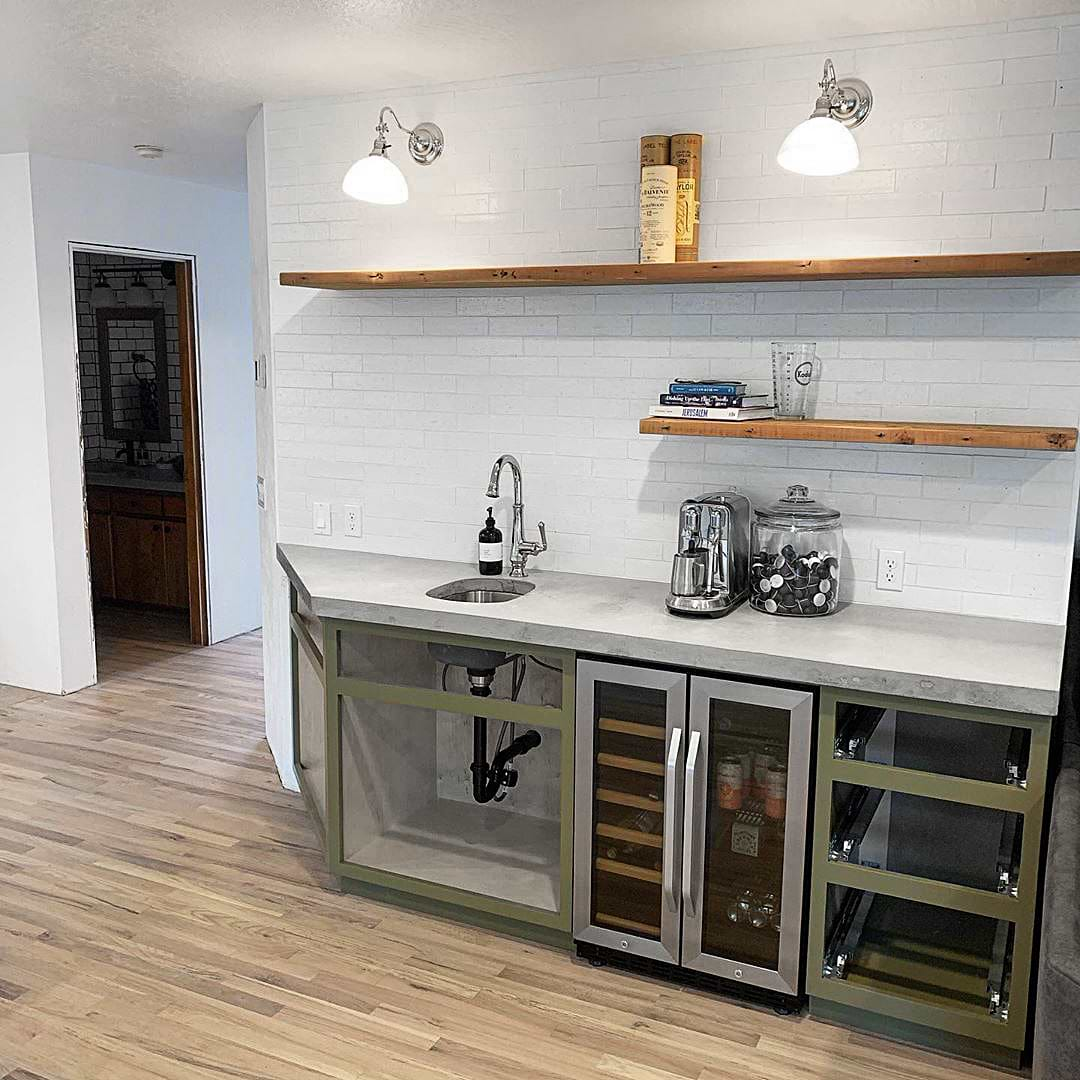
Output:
[176, 261, 209, 645]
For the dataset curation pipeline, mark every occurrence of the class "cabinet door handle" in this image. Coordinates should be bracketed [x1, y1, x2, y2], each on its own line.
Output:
[662, 726, 683, 913]
[682, 730, 701, 917]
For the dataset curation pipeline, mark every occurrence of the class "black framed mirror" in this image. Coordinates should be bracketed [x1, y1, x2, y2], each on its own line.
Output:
[94, 306, 171, 443]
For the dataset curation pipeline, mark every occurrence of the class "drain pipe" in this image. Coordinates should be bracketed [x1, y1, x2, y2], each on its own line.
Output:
[467, 667, 541, 804]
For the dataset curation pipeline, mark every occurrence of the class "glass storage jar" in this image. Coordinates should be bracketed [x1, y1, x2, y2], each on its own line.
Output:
[750, 485, 842, 617]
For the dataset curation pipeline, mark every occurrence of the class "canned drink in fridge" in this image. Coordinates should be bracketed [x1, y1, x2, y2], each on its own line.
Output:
[740, 750, 754, 785]
[718, 755, 744, 810]
[766, 764, 788, 821]
[753, 749, 774, 800]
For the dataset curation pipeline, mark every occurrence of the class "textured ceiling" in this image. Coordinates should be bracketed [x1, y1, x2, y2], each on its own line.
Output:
[2, 0, 1077, 190]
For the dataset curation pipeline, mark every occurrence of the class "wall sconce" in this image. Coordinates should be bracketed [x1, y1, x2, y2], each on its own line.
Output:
[342, 105, 445, 205]
[777, 59, 872, 176]
[89, 269, 116, 308]
[126, 270, 153, 307]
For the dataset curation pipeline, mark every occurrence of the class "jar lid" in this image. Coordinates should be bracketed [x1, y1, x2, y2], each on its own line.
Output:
[754, 484, 841, 527]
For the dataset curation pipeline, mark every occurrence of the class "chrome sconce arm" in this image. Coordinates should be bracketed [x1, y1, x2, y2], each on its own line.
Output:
[369, 105, 444, 166]
[811, 59, 872, 129]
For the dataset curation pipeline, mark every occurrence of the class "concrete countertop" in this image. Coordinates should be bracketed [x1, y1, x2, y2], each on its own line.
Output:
[278, 544, 1065, 716]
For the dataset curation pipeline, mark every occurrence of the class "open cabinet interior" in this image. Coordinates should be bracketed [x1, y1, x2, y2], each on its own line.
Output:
[823, 885, 1013, 1021]
[337, 626, 568, 914]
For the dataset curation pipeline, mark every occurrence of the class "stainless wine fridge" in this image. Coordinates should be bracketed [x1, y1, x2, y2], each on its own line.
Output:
[573, 658, 814, 997]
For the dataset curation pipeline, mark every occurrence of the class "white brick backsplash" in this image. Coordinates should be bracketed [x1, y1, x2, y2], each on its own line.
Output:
[257, 19, 1080, 624]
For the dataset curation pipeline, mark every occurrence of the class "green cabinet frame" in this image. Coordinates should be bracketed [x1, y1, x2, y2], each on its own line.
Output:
[806, 687, 1051, 1066]
[288, 587, 575, 944]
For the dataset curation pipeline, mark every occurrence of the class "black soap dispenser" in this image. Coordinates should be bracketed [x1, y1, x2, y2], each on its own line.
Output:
[478, 507, 503, 576]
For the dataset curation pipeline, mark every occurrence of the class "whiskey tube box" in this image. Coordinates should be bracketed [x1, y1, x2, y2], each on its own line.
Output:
[640, 134, 671, 167]
[671, 133, 703, 262]
[639, 164, 678, 263]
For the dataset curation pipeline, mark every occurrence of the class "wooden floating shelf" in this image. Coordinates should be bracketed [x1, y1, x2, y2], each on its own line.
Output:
[639, 417, 1078, 452]
[280, 251, 1080, 290]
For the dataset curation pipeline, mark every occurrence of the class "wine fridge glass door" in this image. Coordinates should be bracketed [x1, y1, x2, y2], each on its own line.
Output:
[573, 659, 688, 965]
[680, 676, 814, 996]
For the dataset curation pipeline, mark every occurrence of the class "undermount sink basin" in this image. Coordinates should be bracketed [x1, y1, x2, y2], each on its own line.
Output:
[425, 577, 535, 605]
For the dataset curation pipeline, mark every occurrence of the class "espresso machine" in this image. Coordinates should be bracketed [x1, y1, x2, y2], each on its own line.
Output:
[666, 489, 751, 617]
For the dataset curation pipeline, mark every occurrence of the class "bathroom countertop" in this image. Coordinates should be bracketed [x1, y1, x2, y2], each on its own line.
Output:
[86, 470, 185, 494]
[278, 544, 1066, 716]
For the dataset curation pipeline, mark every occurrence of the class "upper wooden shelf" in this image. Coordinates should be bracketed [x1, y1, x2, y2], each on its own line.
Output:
[280, 251, 1080, 290]
[639, 417, 1078, 452]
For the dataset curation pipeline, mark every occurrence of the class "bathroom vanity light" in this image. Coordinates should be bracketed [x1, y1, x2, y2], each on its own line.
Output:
[777, 59, 872, 176]
[342, 105, 444, 205]
[89, 270, 116, 308]
[126, 270, 153, 307]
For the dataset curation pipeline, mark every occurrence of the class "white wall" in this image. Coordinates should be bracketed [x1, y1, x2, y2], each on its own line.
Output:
[0, 154, 64, 691]
[1, 155, 260, 694]
[251, 15, 1080, 773]
[248, 112, 297, 789]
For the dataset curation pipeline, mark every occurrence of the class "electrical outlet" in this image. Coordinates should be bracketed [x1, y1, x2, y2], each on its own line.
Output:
[343, 504, 362, 537]
[876, 549, 905, 592]
[312, 501, 331, 536]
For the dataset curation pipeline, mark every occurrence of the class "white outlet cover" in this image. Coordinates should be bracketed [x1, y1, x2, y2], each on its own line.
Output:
[877, 548, 905, 592]
[343, 504, 362, 537]
[312, 501, 331, 536]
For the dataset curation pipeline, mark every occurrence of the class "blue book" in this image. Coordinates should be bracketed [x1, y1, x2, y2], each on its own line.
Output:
[670, 381, 747, 395]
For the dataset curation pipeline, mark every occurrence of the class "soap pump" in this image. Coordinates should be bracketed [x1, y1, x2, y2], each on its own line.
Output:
[478, 507, 503, 576]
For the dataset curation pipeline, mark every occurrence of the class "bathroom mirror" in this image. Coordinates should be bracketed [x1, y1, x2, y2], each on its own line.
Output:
[94, 306, 171, 443]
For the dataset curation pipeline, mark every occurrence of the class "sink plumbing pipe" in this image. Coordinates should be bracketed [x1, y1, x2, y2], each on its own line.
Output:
[463, 659, 541, 804]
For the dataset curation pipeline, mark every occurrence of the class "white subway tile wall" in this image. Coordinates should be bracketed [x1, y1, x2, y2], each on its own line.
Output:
[261, 16, 1080, 624]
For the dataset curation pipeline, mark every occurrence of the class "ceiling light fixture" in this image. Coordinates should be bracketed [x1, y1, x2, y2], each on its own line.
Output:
[342, 105, 444, 205]
[133, 144, 165, 159]
[777, 59, 872, 176]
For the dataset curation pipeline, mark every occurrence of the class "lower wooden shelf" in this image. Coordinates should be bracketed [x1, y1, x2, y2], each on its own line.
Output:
[639, 416, 1077, 451]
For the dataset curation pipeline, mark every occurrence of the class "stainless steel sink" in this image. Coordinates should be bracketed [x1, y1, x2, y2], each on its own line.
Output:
[425, 578, 535, 604]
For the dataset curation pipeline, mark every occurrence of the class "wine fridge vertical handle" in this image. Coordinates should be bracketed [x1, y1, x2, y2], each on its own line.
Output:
[682, 729, 701, 917]
[662, 726, 683, 913]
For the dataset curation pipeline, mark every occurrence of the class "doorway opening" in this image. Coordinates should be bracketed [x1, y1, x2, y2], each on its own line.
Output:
[74, 247, 209, 649]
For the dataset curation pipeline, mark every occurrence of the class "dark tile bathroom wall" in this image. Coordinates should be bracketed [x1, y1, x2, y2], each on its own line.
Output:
[74, 251, 184, 463]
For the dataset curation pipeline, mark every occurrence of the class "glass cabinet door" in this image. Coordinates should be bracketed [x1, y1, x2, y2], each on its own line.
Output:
[574, 659, 687, 965]
[681, 676, 814, 995]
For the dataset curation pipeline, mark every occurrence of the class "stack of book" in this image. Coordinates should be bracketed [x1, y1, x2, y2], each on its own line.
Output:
[648, 380, 775, 421]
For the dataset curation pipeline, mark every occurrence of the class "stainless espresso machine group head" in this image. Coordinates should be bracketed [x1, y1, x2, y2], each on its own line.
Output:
[666, 489, 751, 617]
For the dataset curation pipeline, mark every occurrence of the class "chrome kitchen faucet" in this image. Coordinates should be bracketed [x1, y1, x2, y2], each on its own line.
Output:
[486, 453, 547, 578]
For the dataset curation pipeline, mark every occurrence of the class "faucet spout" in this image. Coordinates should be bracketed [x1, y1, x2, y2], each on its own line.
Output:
[486, 453, 522, 503]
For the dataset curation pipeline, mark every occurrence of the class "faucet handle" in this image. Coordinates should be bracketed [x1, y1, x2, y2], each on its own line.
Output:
[518, 521, 548, 558]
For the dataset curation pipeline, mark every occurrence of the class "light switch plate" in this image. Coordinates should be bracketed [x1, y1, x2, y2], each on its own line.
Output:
[256, 475, 266, 509]
[312, 501, 331, 536]
[343, 504, 362, 537]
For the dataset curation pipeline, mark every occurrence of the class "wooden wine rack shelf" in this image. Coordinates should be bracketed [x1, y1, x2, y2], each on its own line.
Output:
[595, 858, 663, 884]
[597, 788, 663, 812]
[596, 823, 664, 849]
[280, 251, 1080, 290]
[597, 752, 665, 776]
[597, 718, 666, 740]
[639, 417, 1078, 452]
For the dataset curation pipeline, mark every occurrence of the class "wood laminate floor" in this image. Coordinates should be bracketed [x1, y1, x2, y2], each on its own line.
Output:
[0, 612, 1011, 1080]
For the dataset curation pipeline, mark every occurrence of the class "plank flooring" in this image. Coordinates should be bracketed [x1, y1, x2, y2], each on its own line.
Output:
[0, 612, 1012, 1079]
